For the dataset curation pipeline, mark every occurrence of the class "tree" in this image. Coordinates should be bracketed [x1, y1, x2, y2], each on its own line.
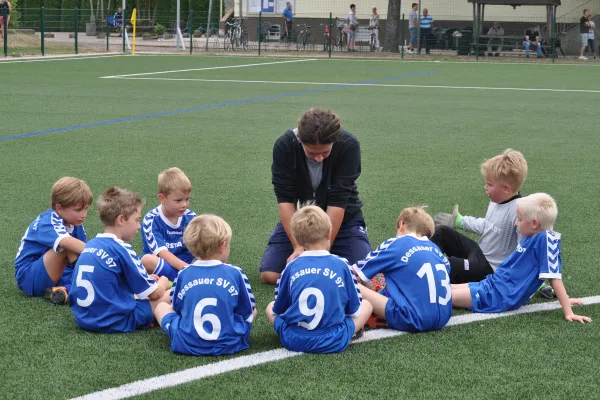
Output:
[384, 0, 400, 52]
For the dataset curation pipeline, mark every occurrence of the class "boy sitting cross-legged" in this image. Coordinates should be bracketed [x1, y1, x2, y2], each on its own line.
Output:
[15, 177, 93, 304]
[266, 205, 373, 354]
[155, 214, 257, 356]
[141, 167, 197, 281]
[353, 207, 452, 333]
[452, 193, 592, 323]
[69, 187, 171, 333]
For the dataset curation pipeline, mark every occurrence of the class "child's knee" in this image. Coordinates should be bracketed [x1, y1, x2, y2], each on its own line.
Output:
[141, 254, 158, 273]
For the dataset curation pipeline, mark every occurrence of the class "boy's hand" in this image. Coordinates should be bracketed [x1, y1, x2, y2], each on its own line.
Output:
[158, 276, 171, 291]
[149, 274, 160, 282]
[564, 313, 592, 323]
[434, 204, 461, 228]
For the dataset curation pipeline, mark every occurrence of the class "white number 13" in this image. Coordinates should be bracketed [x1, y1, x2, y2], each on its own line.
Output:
[416, 263, 451, 306]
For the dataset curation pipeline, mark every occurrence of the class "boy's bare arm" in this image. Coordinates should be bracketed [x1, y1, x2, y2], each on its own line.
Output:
[58, 236, 86, 255]
[550, 279, 592, 323]
[148, 276, 171, 300]
[157, 249, 189, 270]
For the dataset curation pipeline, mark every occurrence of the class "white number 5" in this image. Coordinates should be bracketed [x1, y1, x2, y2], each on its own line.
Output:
[76, 265, 95, 307]
[417, 263, 451, 306]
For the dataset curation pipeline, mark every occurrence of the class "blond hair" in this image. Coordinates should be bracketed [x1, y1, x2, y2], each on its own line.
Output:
[397, 207, 435, 238]
[51, 177, 94, 210]
[184, 215, 232, 259]
[158, 167, 192, 196]
[516, 193, 557, 231]
[291, 205, 331, 247]
[481, 149, 528, 191]
[97, 187, 145, 226]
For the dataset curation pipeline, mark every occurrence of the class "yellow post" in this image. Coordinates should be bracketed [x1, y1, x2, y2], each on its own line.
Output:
[131, 8, 137, 55]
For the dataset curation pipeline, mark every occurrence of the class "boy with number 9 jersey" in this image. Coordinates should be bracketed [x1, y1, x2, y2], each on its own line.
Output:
[266, 205, 373, 354]
[155, 215, 257, 356]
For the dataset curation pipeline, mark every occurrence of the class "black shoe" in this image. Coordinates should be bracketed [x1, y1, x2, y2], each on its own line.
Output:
[526, 55, 530, 58]
[487, 52, 493, 56]
[44, 286, 68, 305]
[537, 283, 556, 299]
[351, 328, 365, 341]
[494, 53, 500, 56]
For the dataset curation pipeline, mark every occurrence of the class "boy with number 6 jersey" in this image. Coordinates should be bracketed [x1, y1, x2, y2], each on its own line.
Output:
[69, 187, 171, 333]
[266, 205, 373, 354]
[354, 207, 452, 333]
[155, 215, 257, 356]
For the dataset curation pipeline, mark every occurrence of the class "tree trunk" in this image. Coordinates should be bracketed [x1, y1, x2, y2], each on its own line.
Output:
[384, 0, 401, 52]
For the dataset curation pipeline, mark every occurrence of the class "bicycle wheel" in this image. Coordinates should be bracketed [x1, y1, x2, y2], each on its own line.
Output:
[370, 34, 375, 51]
[224, 32, 231, 51]
[305, 33, 312, 51]
[297, 32, 304, 51]
[241, 29, 248, 51]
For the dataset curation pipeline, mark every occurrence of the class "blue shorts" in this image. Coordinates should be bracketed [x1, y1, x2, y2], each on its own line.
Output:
[15, 256, 73, 297]
[383, 295, 449, 333]
[274, 315, 355, 354]
[409, 27, 417, 45]
[162, 313, 251, 356]
[259, 218, 371, 274]
[77, 299, 153, 333]
[154, 258, 179, 281]
[348, 28, 356, 40]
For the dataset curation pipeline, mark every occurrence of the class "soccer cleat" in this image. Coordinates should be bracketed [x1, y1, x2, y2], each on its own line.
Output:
[351, 328, 365, 341]
[364, 315, 388, 330]
[370, 273, 386, 293]
[537, 283, 556, 299]
[44, 286, 68, 305]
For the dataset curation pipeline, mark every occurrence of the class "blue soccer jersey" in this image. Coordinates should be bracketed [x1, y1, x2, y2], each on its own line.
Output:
[68, 233, 158, 333]
[164, 260, 256, 356]
[354, 234, 452, 332]
[15, 209, 87, 270]
[469, 230, 562, 313]
[141, 206, 196, 264]
[273, 251, 363, 336]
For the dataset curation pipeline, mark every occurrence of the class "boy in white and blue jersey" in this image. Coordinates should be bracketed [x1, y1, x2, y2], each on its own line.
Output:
[155, 215, 257, 356]
[15, 177, 93, 304]
[266, 205, 373, 354]
[141, 168, 197, 281]
[69, 187, 171, 333]
[452, 193, 591, 323]
[354, 207, 452, 333]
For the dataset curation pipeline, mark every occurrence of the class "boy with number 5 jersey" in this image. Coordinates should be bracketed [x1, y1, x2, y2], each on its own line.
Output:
[69, 187, 170, 333]
[266, 205, 373, 354]
[155, 215, 257, 356]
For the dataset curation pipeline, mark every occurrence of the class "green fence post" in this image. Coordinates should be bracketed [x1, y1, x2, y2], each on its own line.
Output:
[401, 13, 405, 59]
[475, 12, 479, 62]
[258, 11, 262, 56]
[41, 7, 45, 56]
[3, 7, 7, 57]
[122, 9, 126, 52]
[552, 11, 556, 64]
[328, 12, 332, 58]
[106, 8, 110, 52]
[189, 9, 193, 54]
[75, 8, 79, 54]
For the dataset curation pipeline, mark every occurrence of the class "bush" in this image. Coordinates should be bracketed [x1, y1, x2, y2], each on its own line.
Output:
[154, 23, 165, 36]
[142, 32, 152, 38]
[7, 0, 19, 28]
[192, 30, 202, 38]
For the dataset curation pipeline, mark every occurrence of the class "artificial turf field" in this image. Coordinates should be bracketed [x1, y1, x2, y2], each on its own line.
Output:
[1, 55, 599, 399]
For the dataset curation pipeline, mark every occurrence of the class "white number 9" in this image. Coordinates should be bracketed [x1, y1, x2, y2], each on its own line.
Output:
[298, 287, 325, 330]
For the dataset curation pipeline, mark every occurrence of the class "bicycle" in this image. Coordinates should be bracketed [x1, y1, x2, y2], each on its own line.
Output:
[296, 24, 312, 51]
[224, 18, 247, 51]
[320, 23, 331, 52]
[368, 26, 377, 52]
[334, 17, 347, 51]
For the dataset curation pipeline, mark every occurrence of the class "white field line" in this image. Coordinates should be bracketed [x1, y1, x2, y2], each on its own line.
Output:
[100, 77, 600, 94]
[72, 295, 600, 400]
[100, 58, 317, 78]
[0, 54, 123, 64]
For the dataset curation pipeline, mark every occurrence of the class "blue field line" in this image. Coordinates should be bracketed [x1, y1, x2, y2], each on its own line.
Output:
[1, 70, 438, 143]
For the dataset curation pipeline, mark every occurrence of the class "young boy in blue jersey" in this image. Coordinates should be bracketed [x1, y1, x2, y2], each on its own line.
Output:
[141, 167, 197, 281]
[353, 207, 452, 333]
[69, 187, 171, 333]
[15, 177, 93, 304]
[154, 214, 257, 356]
[432, 150, 543, 291]
[266, 205, 373, 354]
[452, 193, 592, 323]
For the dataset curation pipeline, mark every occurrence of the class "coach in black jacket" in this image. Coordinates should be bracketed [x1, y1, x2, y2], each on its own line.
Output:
[259, 108, 372, 284]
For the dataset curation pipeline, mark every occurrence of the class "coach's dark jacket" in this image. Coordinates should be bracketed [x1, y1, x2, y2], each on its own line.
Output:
[271, 129, 364, 223]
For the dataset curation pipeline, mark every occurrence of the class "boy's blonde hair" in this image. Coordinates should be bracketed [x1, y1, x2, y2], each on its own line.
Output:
[184, 215, 232, 259]
[397, 207, 435, 238]
[516, 193, 558, 231]
[291, 205, 331, 247]
[97, 187, 145, 226]
[51, 177, 94, 210]
[158, 167, 192, 196]
[481, 149, 528, 191]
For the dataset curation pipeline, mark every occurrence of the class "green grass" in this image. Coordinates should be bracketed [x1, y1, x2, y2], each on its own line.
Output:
[0, 55, 598, 399]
